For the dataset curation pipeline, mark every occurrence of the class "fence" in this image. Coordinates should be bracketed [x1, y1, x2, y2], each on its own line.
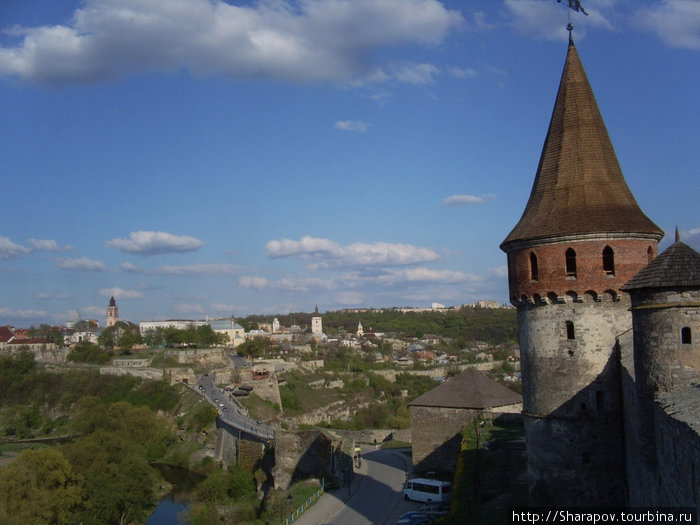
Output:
[282, 480, 326, 524]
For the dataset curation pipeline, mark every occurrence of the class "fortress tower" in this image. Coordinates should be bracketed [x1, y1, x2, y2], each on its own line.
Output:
[621, 234, 700, 506]
[500, 33, 663, 505]
[106, 296, 119, 327]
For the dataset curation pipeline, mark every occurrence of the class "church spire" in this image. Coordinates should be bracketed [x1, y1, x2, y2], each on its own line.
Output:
[501, 38, 662, 251]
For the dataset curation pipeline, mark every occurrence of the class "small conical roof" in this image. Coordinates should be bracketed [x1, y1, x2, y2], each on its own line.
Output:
[622, 240, 700, 291]
[501, 39, 662, 250]
[409, 368, 522, 409]
[109, 296, 116, 307]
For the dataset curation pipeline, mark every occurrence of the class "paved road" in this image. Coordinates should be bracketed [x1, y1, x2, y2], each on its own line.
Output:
[296, 445, 421, 525]
[196, 374, 274, 440]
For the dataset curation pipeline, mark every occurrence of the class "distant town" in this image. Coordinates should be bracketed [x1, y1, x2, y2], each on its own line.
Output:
[0, 298, 517, 378]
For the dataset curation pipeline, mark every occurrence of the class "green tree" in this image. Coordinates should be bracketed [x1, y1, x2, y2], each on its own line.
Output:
[28, 324, 64, 345]
[227, 465, 256, 499]
[0, 448, 84, 525]
[67, 341, 112, 364]
[0, 350, 36, 395]
[236, 337, 269, 359]
[188, 402, 218, 432]
[74, 454, 155, 525]
[195, 469, 229, 504]
[117, 329, 139, 353]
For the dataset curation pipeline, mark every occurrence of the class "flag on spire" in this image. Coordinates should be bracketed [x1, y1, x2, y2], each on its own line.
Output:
[558, 0, 589, 15]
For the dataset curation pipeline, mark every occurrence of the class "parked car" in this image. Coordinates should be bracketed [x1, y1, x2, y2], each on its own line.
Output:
[417, 502, 449, 518]
[396, 511, 431, 525]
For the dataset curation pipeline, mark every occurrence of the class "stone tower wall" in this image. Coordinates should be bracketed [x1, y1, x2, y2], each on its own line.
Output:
[631, 288, 700, 396]
[517, 292, 630, 505]
[624, 287, 700, 513]
[518, 294, 631, 413]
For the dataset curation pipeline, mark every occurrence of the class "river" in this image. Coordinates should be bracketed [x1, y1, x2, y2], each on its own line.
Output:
[146, 464, 204, 525]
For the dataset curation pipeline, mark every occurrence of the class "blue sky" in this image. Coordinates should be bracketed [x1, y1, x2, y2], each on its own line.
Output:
[1, 0, 698, 327]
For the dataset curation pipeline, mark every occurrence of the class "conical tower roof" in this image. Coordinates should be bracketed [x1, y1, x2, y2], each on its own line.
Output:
[501, 37, 662, 251]
[622, 240, 700, 291]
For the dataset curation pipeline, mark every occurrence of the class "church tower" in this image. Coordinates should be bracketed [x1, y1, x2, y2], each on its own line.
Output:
[106, 296, 119, 327]
[500, 32, 663, 505]
[311, 305, 322, 336]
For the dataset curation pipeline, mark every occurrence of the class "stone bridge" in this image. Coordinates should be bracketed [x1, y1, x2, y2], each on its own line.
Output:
[197, 374, 275, 465]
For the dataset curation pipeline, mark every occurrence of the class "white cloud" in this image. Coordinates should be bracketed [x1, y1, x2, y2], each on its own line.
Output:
[275, 276, 333, 292]
[238, 274, 330, 292]
[209, 303, 240, 314]
[334, 120, 368, 132]
[632, 0, 700, 50]
[0, 236, 31, 259]
[334, 291, 365, 305]
[489, 265, 509, 278]
[375, 267, 480, 285]
[0, 307, 48, 319]
[684, 227, 700, 250]
[238, 276, 269, 290]
[173, 303, 205, 315]
[106, 231, 204, 255]
[504, 0, 613, 41]
[121, 262, 140, 272]
[267, 236, 340, 258]
[449, 67, 478, 79]
[33, 292, 71, 300]
[443, 194, 495, 206]
[99, 287, 144, 299]
[0, 0, 462, 86]
[154, 263, 240, 275]
[266, 235, 439, 267]
[27, 238, 61, 251]
[55, 256, 108, 271]
[390, 62, 441, 85]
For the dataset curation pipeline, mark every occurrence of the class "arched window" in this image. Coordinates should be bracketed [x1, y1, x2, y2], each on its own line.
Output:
[565, 248, 577, 277]
[647, 246, 654, 264]
[566, 321, 575, 340]
[530, 252, 539, 281]
[602, 246, 615, 275]
[682, 327, 692, 345]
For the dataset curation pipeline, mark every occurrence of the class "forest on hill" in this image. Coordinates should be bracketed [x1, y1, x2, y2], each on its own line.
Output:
[240, 306, 517, 345]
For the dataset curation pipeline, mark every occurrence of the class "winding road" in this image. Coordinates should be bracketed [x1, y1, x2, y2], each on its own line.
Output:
[196, 374, 274, 440]
[296, 445, 421, 525]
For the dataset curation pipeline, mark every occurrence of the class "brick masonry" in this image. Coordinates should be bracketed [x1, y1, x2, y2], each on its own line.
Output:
[506, 237, 658, 304]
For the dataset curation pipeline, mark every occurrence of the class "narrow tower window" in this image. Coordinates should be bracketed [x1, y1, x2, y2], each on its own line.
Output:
[602, 246, 615, 275]
[647, 246, 654, 264]
[565, 248, 577, 277]
[682, 327, 692, 345]
[530, 252, 539, 281]
[566, 321, 575, 340]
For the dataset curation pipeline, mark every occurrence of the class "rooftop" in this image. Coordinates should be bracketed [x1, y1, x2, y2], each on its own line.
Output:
[409, 368, 522, 410]
[501, 37, 662, 250]
[622, 240, 700, 291]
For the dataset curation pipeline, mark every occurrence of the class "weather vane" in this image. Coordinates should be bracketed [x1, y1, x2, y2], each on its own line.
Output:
[557, 0, 588, 16]
[557, 0, 588, 38]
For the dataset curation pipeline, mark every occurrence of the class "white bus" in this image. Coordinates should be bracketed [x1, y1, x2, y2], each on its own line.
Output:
[402, 478, 452, 503]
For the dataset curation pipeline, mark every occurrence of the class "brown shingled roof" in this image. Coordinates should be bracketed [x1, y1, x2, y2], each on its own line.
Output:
[621, 241, 700, 291]
[0, 326, 14, 344]
[409, 368, 522, 410]
[501, 39, 662, 250]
